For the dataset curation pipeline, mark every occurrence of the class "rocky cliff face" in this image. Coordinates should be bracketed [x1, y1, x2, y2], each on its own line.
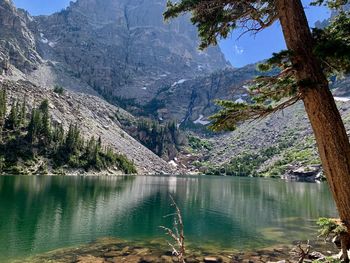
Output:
[195, 99, 350, 178]
[153, 65, 257, 123]
[0, 0, 256, 124]
[0, 0, 41, 73]
[1, 0, 201, 173]
[2, 0, 350, 176]
[0, 0, 263, 171]
[1, 0, 235, 121]
[33, 0, 229, 102]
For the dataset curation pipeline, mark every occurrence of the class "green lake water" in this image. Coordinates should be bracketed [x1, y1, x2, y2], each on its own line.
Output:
[0, 175, 337, 262]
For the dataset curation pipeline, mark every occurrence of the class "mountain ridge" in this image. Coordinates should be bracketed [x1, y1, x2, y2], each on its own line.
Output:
[2, 0, 349, 177]
[34, 0, 230, 103]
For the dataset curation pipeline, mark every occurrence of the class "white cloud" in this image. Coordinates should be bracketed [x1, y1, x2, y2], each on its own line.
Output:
[233, 44, 244, 55]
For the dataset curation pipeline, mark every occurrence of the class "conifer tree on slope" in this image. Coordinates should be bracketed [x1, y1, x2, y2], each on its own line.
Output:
[164, 0, 350, 236]
[5, 100, 20, 131]
[0, 89, 6, 141]
[39, 99, 51, 145]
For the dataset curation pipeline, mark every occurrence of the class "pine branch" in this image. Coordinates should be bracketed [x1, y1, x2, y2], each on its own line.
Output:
[209, 94, 301, 132]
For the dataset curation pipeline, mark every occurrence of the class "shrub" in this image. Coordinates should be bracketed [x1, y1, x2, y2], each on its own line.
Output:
[53, 85, 65, 95]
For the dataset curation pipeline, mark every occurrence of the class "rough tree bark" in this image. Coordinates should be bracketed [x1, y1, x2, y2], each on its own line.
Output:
[340, 232, 350, 263]
[276, 0, 350, 232]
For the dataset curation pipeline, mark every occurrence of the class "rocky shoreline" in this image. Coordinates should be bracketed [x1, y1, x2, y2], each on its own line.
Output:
[14, 237, 339, 263]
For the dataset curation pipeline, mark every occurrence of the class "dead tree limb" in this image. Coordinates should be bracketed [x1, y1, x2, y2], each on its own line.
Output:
[160, 195, 185, 263]
[290, 240, 311, 263]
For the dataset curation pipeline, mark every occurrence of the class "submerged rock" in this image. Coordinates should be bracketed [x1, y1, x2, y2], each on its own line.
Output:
[77, 255, 105, 263]
[204, 256, 220, 262]
[15, 236, 340, 263]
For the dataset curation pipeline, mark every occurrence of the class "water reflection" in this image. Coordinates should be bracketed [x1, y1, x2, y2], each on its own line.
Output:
[0, 176, 337, 262]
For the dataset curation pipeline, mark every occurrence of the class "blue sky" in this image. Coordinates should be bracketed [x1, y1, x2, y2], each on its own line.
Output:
[13, 0, 72, 15]
[13, 0, 330, 68]
[220, 0, 331, 67]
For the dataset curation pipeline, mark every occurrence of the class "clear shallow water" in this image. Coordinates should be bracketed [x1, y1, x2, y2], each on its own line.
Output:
[0, 175, 337, 262]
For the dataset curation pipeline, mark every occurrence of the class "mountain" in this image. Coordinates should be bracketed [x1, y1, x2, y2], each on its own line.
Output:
[0, 0, 237, 120]
[187, 99, 350, 179]
[34, 0, 229, 103]
[0, 0, 252, 173]
[2, 0, 349, 177]
[0, 0, 41, 73]
[0, 0, 253, 171]
[2, 0, 205, 174]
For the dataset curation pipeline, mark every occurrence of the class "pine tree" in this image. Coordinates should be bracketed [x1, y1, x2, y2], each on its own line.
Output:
[27, 108, 41, 143]
[5, 100, 19, 131]
[65, 124, 76, 154]
[0, 89, 6, 122]
[65, 123, 82, 155]
[106, 147, 116, 166]
[0, 89, 6, 141]
[73, 124, 82, 151]
[96, 136, 102, 154]
[85, 136, 96, 162]
[164, 0, 350, 237]
[92, 141, 101, 169]
[19, 98, 27, 128]
[39, 99, 51, 144]
[52, 123, 64, 149]
[14, 100, 20, 128]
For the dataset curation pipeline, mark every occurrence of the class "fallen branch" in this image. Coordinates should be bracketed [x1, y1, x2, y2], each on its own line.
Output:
[290, 240, 311, 263]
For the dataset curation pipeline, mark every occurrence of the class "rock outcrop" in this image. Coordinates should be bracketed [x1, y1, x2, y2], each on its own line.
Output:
[154, 65, 257, 123]
[0, 0, 41, 73]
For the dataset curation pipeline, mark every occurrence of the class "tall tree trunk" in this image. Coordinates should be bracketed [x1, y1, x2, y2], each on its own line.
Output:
[276, 0, 350, 228]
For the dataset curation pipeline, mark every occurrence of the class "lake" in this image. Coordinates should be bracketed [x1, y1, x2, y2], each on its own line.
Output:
[0, 175, 337, 262]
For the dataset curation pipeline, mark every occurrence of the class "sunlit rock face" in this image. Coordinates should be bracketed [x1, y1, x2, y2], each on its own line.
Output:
[1, 0, 257, 125]
[154, 65, 258, 123]
[33, 0, 229, 103]
[0, 0, 41, 73]
[0, 0, 253, 123]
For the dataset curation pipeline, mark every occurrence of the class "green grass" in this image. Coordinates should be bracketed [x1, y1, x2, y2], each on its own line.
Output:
[188, 135, 213, 151]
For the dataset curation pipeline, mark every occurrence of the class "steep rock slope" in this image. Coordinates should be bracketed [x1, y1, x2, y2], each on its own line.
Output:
[0, 78, 177, 174]
[0, 0, 41, 73]
[153, 65, 258, 123]
[0, 0, 234, 123]
[193, 100, 350, 177]
[34, 0, 229, 102]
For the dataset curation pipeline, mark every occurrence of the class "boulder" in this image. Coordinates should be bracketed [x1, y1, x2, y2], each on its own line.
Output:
[283, 165, 322, 182]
